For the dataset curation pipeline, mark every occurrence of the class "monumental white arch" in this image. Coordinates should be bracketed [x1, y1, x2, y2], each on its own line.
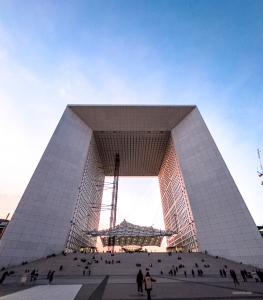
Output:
[0, 105, 263, 268]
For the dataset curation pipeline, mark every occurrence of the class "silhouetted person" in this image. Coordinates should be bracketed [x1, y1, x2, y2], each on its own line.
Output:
[230, 270, 239, 286]
[244, 269, 248, 278]
[83, 270, 85, 276]
[47, 270, 51, 279]
[33, 270, 38, 282]
[0, 271, 8, 284]
[60, 265, 63, 271]
[30, 269, 35, 282]
[142, 272, 156, 300]
[49, 271, 55, 284]
[240, 270, 247, 282]
[220, 270, 223, 278]
[192, 270, 195, 277]
[184, 271, 187, 277]
[136, 270, 143, 295]
[223, 269, 227, 277]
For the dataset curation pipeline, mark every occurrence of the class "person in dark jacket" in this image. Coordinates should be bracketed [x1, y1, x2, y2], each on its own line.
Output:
[136, 269, 143, 295]
[49, 271, 55, 284]
[30, 269, 36, 282]
[0, 271, 8, 284]
[240, 269, 247, 282]
[142, 272, 156, 300]
[230, 270, 239, 286]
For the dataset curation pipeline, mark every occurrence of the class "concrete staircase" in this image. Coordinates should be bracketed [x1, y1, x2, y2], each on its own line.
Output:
[1, 251, 258, 279]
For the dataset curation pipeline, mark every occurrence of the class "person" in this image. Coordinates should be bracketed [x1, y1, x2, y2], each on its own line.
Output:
[220, 270, 223, 278]
[240, 269, 247, 282]
[136, 270, 143, 295]
[251, 270, 260, 282]
[230, 270, 239, 286]
[49, 271, 55, 284]
[0, 271, 8, 284]
[173, 269, 176, 276]
[47, 270, 51, 279]
[223, 269, 226, 277]
[83, 270, 85, 276]
[192, 270, 195, 277]
[33, 270, 38, 282]
[256, 269, 263, 282]
[142, 272, 156, 300]
[60, 265, 63, 271]
[89, 270, 91, 275]
[30, 269, 36, 282]
[243, 269, 248, 278]
[184, 271, 187, 277]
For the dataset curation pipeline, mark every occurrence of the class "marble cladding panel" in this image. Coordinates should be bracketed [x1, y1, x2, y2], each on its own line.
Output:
[171, 107, 263, 268]
[0, 107, 93, 268]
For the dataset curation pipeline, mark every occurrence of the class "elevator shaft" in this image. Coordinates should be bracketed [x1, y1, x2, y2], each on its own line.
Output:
[108, 154, 120, 252]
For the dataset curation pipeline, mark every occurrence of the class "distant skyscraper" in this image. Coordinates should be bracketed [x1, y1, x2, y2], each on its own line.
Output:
[0, 105, 262, 268]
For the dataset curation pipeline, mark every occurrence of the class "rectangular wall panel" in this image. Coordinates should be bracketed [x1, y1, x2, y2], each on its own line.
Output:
[0, 107, 93, 267]
[171, 107, 263, 268]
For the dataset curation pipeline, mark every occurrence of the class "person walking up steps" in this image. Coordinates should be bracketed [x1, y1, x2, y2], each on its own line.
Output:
[230, 270, 239, 287]
[49, 271, 55, 285]
[142, 272, 156, 300]
[136, 269, 143, 295]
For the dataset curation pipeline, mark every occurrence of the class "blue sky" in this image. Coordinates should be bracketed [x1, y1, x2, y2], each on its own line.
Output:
[0, 0, 263, 239]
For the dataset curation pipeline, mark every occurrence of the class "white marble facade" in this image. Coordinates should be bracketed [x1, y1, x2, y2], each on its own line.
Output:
[171, 107, 263, 268]
[0, 105, 262, 269]
[0, 108, 93, 267]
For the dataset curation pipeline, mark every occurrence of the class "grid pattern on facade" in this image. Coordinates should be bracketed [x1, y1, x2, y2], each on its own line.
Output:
[66, 136, 104, 252]
[158, 137, 198, 252]
[93, 131, 170, 176]
[101, 235, 164, 247]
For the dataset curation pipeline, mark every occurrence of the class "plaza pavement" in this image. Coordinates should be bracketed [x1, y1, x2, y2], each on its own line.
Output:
[0, 252, 262, 299]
